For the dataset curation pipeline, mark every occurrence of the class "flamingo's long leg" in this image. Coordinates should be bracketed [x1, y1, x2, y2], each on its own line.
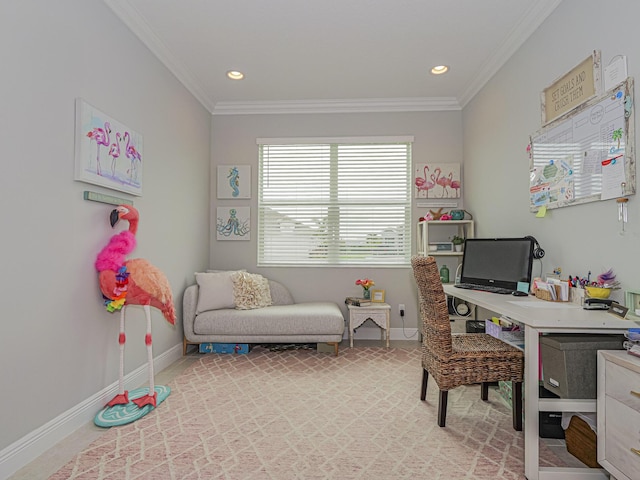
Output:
[133, 305, 157, 408]
[105, 306, 129, 407]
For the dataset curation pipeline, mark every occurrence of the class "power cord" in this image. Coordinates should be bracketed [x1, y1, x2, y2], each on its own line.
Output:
[400, 306, 418, 339]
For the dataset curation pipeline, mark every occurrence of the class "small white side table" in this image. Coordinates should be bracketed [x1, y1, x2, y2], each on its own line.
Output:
[347, 303, 391, 348]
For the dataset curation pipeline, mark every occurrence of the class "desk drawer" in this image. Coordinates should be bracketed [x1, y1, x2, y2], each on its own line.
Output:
[606, 361, 640, 412]
[602, 396, 640, 480]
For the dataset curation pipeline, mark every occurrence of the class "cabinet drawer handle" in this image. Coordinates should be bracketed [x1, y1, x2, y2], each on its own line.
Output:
[632, 390, 640, 398]
[632, 447, 640, 457]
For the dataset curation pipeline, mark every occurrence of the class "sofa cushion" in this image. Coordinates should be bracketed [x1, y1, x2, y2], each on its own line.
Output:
[232, 271, 272, 310]
[195, 271, 239, 313]
[193, 302, 345, 336]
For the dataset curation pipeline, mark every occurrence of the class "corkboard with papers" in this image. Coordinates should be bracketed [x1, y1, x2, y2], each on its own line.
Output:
[529, 77, 635, 211]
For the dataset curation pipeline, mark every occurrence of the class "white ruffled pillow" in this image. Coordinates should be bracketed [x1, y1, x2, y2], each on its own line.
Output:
[195, 271, 241, 313]
[232, 272, 272, 310]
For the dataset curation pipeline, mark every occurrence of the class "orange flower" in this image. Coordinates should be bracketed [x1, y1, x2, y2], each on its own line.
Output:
[355, 278, 375, 290]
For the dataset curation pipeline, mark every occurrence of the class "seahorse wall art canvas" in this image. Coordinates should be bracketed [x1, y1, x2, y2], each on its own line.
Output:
[217, 165, 251, 199]
[414, 163, 461, 199]
[216, 206, 251, 240]
[74, 99, 143, 196]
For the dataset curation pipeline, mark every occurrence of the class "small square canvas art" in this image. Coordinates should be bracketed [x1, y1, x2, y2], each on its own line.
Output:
[217, 165, 251, 199]
[216, 206, 250, 240]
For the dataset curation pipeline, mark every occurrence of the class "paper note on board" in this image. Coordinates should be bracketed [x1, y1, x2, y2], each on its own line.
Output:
[601, 156, 626, 200]
[535, 206, 547, 218]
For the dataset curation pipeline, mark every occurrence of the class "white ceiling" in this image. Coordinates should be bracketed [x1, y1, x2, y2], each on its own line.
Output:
[104, 0, 562, 114]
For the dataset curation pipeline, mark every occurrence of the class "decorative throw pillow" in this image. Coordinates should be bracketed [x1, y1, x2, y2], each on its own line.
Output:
[195, 271, 239, 313]
[232, 272, 272, 310]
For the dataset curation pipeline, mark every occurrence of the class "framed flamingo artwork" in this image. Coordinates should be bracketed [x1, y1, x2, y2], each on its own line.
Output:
[217, 165, 251, 199]
[216, 206, 251, 240]
[414, 163, 461, 199]
[75, 99, 143, 196]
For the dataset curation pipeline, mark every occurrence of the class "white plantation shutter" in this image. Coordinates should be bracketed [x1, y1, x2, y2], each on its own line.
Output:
[257, 137, 412, 266]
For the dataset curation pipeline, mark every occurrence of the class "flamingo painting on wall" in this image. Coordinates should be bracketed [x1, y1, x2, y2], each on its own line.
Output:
[414, 163, 461, 199]
[75, 99, 143, 196]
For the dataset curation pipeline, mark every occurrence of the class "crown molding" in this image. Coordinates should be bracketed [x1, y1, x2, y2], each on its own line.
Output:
[103, 0, 216, 112]
[105, 0, 560, 115]
[458, 0, 563, 108]
[212, 97, 461, 115]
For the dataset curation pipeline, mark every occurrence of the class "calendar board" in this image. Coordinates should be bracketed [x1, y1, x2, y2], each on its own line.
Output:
[529, 77, 635, 211]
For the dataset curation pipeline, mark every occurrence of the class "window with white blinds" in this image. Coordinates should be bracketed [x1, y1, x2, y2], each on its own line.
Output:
[257, 137, 412, 266]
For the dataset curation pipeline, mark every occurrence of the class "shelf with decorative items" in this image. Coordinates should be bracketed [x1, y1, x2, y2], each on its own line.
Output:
[416, 219, 474, 258]
[415, 219, 476, 327]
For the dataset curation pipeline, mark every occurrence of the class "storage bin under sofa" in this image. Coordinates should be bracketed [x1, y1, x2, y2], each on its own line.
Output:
[183, 272, 345, 356]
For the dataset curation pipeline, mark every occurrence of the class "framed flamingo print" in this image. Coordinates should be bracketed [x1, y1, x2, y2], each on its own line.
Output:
[75, 99, 143, 196]
[414, 163, 461, 199]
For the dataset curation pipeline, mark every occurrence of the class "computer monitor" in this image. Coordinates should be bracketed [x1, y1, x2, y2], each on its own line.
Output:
[458, 237, 535, 291]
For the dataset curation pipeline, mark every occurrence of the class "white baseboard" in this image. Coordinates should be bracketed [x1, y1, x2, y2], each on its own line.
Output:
[344, 326, 419, 341]
[0, 343, 183, 480]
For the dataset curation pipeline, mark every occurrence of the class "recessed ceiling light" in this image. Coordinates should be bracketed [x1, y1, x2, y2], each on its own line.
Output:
[431, 65, 449, 75]
[226, 70, 244, 80]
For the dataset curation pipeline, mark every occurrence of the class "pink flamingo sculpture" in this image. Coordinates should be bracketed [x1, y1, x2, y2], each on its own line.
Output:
[86, 122, 111, 176]
[95, 205, 175, 409]
[414, 165, 435, 198]
[123, 132, 142, 184]
[449, 172, 461, 197]
[108, 132, 122, 177]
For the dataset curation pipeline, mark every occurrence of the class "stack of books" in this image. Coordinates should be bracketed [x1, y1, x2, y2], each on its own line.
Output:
[345, 297, 371, 307]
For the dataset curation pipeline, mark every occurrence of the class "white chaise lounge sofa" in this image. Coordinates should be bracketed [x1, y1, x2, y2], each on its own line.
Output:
[182, 271, 345, 356]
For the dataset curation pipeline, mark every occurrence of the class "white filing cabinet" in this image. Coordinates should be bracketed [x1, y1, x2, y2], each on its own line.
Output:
[597, 350, 640, 480]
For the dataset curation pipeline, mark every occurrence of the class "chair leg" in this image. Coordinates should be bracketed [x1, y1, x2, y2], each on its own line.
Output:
[481, 382, 489, 401]
[512, 381, 523, 431]
[420, 369, 429, 401]
[437, 390, 448, 427]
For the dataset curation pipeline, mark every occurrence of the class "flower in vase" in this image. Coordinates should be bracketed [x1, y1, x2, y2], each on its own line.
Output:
[355, 278, 375, 290]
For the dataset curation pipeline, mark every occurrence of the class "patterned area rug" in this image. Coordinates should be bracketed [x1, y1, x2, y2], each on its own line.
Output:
[49, 347, 563, 479]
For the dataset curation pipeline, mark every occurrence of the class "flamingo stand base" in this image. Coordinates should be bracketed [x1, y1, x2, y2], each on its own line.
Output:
[94, 385, 170, 428]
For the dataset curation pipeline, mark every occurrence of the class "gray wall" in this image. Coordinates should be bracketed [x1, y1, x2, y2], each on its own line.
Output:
[210, 112, 464, 329]
[463, 0, 640, 305]
[6, 0, 640, 472]
[0, 1, 210, 452]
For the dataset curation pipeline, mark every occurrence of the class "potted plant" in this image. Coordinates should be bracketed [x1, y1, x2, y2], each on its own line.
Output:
[452, 235, 465, 252]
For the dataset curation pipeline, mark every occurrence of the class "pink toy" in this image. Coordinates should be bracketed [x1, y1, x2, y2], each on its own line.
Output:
[95, 205, 175, 409]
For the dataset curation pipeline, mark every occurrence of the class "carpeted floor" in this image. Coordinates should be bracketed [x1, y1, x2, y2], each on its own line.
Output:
[48, 346, 565, 479]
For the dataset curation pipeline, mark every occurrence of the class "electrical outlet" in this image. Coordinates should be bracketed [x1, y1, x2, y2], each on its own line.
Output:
[398, 304, 405, 314]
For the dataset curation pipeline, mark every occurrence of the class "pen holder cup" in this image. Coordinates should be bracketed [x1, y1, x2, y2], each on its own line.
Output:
[570, 287, 586, 306]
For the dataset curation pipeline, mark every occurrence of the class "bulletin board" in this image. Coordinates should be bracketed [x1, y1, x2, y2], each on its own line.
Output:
[529, 77, 635, 211]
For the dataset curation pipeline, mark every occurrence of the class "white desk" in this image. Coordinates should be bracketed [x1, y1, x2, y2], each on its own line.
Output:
[443, 285, 639, 480]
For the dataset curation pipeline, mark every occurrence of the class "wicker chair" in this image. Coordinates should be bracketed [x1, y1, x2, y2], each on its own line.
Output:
[411, 255, 524, 430]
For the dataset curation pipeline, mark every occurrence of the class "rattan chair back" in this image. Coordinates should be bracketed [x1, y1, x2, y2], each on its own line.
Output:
[411, 255, 452, 357]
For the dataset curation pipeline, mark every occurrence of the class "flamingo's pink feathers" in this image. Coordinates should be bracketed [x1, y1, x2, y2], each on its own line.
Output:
[95, 230, 136, 272]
